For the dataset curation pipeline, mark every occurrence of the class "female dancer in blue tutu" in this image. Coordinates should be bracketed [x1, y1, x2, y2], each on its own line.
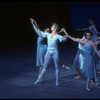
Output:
[73, 34, 100, 79]
[30, 18, 48, 78]
[73, 35, 86, 79]
[63, 29, 100, 91]
[77, 18, 100, 43]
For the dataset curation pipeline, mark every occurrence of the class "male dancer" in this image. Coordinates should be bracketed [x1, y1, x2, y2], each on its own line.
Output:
[30, 18, 70, 80]
[31, 18, 67, 86]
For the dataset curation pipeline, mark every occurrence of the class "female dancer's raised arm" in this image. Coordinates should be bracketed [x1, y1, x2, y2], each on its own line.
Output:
[62, 28, 85, 44]
[63, 28, 100, 57]
[30, 18, 39, 31]
[95, 40, 100, 46]
[76, 28, 89, 31]
[30, 18, 49, 38]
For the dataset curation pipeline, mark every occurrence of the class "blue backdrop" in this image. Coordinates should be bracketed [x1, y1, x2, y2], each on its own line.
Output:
[69, 1, 100, 31]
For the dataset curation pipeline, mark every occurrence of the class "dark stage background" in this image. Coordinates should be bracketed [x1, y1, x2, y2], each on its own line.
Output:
[0, 1, 100, 51]
[0, 1, 71, 51]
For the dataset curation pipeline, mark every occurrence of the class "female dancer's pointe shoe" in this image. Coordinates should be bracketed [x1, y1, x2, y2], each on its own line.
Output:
[91, 79, 98, 82]
[74, 75, 81, 79]
[65, 66, 70, 70]
[62, 65, 70, 70]
[86, 87, 91, 92]
[96, 83, 100, 89]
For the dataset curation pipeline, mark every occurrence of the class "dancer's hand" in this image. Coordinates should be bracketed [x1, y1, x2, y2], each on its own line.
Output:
[61, 28, 65, 32]
[64, 35, 68, 39]
[62, 28, 69, 36]
[30, 18, 34, 24]
[44, 28, 50, 32]
[57, 28, 64, 33]
[30, 18, 36, 24]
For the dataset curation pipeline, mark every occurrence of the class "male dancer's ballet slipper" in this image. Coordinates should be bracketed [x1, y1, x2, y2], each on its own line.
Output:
[86, 87, 91, 92]
[74, 75, 81, 79]
[34, 80, 39, 85]
[34, 79, 41, 85]
[62, 65, 70, 70]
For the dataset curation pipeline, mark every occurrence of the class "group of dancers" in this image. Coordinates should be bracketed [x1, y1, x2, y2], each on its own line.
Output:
[30, 18, 100, 92]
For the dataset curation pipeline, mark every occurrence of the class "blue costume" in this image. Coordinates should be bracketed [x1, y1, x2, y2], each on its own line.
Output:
[34, 29, 66, 86]
[36, 36, 47, 67]
[78, 43, 85, 70]
[89, 26, 99, 57]
[89, 26, 98, 42]
[82, 43, 97, 79]
[73, 43, 85, 70]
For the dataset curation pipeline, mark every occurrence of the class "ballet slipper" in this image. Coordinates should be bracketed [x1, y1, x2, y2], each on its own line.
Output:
[86, 87, 91, 92]
[74, 75, 82, 79]
[34, 79, 41, 85]
[62, 65, 70, 70]
[65, 66, 70, 70]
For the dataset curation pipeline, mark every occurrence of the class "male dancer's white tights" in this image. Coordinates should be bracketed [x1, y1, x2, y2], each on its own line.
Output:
[34, 49, 59, 86]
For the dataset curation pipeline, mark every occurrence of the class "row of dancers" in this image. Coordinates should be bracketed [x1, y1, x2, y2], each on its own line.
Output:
[30, 18, 100, 92]
[72, 18, 100, 78]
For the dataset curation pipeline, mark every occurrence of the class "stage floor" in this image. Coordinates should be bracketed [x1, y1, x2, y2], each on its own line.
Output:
[0, 46, 100, 99]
